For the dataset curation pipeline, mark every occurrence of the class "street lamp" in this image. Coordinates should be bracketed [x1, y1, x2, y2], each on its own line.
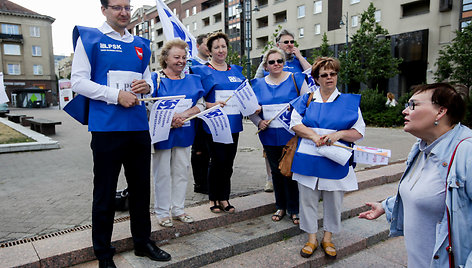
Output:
[237, 1, 259, 78]
[339, 12, 349, 92]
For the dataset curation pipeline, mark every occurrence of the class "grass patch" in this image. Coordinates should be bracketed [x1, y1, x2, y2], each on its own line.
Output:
[0, 122, 35, 144]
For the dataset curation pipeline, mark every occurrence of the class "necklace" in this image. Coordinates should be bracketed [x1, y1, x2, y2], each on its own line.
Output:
[407, 151, 432, 190]
[210, 61, 227, 71]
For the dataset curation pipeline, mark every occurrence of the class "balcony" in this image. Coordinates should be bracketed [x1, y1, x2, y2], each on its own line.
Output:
[0, 33, 23, 43]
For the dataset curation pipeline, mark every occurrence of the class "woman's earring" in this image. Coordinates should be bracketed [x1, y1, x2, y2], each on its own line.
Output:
[434, 120, 439, 126]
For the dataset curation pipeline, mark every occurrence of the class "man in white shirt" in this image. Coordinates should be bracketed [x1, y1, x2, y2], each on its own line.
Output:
[70, 0, 171, 267]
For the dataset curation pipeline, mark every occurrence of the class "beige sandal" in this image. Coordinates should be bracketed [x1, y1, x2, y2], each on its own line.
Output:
[173, 214, 194, 223]
[321, 241, 337, 258]
[159, 218, 173, 228]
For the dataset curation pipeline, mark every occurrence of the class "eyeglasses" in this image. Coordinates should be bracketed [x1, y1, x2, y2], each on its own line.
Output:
[319, 72, 337, 78]
[107, 5, 133, 12]
[268, 59, 284, 65]
[281, 40, 295, 44]
[404, 100, 435, 110]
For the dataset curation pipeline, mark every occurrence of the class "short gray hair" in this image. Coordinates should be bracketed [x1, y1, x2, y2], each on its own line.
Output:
[276, 29, 294, 43]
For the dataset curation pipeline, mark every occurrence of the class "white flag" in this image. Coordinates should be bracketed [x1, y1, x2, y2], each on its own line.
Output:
[198, 105, 233, 144]
[233, 80, 260, 116]
[0, 72, 9, 103]
[275, 105, 295, 135]
[353, 145, 391, 165]
[155, 0, 197, 58]
[149, 97, 185, 144]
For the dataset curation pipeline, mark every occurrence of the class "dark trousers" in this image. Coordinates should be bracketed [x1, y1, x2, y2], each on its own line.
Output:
[207, 132, 239, 201]
[91, 131, 151, 260]
[264, 145, 299, 215]
[191, 119, 210, 192]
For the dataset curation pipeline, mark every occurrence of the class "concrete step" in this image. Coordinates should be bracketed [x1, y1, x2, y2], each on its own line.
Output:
[204, 215, 391, 268]
[325, 236, 407, 268]
[72, 180, 400, 268]
[0, 163, 404, 268]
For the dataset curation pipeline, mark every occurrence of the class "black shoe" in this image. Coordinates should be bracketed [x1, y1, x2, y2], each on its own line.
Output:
[135, 241, 171, 262]
[98, 258, 116, 268]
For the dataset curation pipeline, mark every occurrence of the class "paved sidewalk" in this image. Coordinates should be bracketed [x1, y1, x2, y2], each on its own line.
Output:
[0, 107, 416, 243]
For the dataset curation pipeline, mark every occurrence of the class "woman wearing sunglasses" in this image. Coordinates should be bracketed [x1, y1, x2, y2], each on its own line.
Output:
[360, 83, 472, 268]
[250, 48, 310, 225]
[290, 57, 365, 258]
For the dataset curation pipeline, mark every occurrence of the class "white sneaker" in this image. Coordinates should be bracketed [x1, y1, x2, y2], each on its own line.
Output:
[264, 181, 274, 192]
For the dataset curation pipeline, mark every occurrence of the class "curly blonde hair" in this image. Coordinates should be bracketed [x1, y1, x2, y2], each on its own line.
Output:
[159, 39, 188, 69]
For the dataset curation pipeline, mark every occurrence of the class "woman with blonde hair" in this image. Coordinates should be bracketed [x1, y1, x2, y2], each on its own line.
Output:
[151, 39, 205, 227]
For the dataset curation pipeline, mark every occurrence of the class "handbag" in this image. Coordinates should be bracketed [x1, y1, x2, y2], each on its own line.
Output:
[278, 91, 314, 177]
[115, 188, 129, 211]
[445, 136, 471, 268]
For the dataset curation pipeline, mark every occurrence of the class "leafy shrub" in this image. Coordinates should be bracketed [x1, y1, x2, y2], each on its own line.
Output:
[359, 88, 407, 127]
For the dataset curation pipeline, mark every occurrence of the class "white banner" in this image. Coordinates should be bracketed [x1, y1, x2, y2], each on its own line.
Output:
[148, 97, 185, 144]
[107, 70, 144, 99]
[233, 80, 260, 116]
[155, 0, 197, 58]
[353, 145, 391, 165]
[197, 105, 233, 144]
[0, 72, 9, 103]
[262, 103, 287, 128]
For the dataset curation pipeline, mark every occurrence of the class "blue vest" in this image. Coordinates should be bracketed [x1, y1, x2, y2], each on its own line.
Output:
[263, 57, 305, 76]
[190, 64, 245, 133]
[251, 73, 305, 146]
[291, 93, 361, 179]
[72, 26, 151, 132]
[151, 73, 205, 150]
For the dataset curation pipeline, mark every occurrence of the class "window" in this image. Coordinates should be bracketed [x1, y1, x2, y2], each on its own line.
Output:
[351, 15, 359, 27]
[7, 63, 20, 75]
[3, 44, 21, 55]
[350, 0, 360, 4]
[33, 65, 43, 75]
[203, 17, 210, 27]
[32, 45, 42, 56]
[193, 22, 197, 31]
[30, 26, 40, 37]
[314, 1, 322, 14]
[274, 11, 287, 23]
[463, 0, 472, 11]
[186, 24, 190, 31]
[314, 24, 321, 35]
[375, 10, 381, 22]
[192, 6, 197, 15]
[173, 8, 177, 15]
[214, 13, 222, 23]
[299, 27, 304, 38]
[186, 9, 189, 17]
[298, 5, 305, 18]
[1, 24, 19, 34]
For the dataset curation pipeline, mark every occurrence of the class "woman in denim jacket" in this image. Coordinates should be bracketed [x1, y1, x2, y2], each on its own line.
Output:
[359, 83, 472, 268]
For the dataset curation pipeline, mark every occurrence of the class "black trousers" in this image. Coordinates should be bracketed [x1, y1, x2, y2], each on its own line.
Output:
[190, 119, 210, 191]
[206, 132, 239, 201]
[90, 131, 151, 260]
[263, 145, 299, 215]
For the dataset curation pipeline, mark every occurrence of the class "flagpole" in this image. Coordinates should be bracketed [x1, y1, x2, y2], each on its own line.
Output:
[331, 143, 390, 157]
[138, 95, 186, 101]
[182, 103, 222, 123]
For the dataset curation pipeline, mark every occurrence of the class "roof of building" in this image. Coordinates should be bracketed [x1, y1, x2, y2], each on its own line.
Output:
[0, 0, 54, 22]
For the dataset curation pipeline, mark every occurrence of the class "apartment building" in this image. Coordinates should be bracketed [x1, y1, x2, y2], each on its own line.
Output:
[0, 0, 56, 107]
[130, 0, 466, 94]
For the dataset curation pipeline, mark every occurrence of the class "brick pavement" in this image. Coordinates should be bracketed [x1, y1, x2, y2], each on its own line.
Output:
[0, 107, 416, 243]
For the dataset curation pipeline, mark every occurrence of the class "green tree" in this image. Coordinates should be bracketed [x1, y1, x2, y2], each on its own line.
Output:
[340, 2, 402, 92]
[262, 25, 283, 54]
[309, 32, 333, 64]
[226, 45, 257, 78]
[434, 23, 472, 88]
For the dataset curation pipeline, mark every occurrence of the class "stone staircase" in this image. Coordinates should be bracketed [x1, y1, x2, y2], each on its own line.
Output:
[0, 163, 406, 268]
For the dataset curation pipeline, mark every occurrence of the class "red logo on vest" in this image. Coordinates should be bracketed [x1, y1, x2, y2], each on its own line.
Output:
[135, 47, 143, 60]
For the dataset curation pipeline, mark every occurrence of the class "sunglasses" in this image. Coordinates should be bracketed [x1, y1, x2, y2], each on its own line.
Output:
[319, 72, 338, 78]
[268, 59, 284, 65]
[281, 40, 295, 44]
[404, 100, 435, 110]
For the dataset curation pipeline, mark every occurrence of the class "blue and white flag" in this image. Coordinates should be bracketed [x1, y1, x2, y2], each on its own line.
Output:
[233, 79, 260, 116]
[197, 105, 233, 144]
[0, 72, 9, 103]
[149, 96, 185, 144]
[155, 0, 197, 58]
[276, 105, 295, 135]
[303, 68, 319, 92]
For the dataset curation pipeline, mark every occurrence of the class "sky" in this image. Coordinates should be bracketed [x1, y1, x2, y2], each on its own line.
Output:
[10, 0, 157, 56]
